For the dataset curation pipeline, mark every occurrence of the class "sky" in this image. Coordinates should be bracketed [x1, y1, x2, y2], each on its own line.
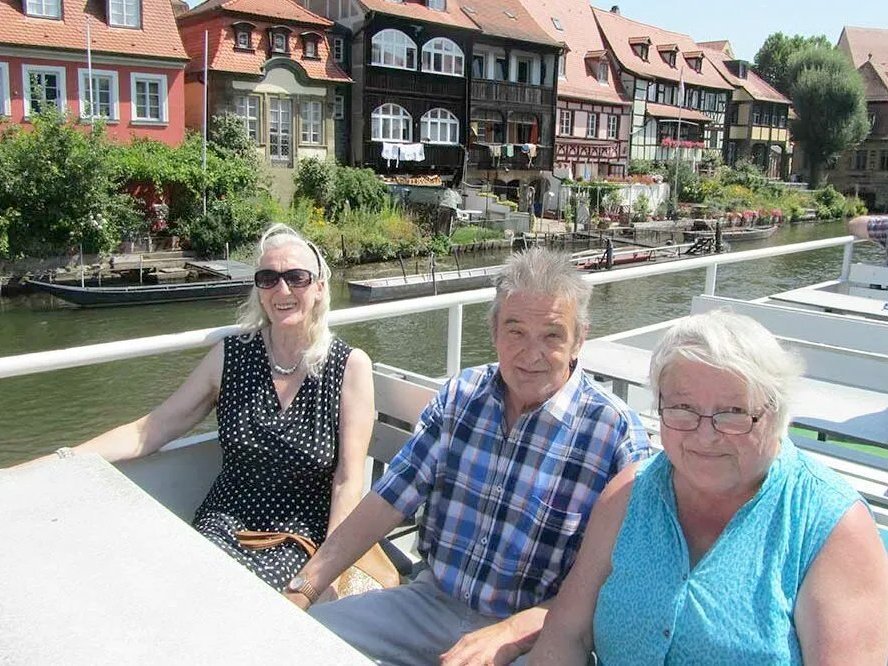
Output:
[596, 1, 888, 62]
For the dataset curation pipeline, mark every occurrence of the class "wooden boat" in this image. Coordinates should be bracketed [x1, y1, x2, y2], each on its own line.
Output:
[26, 277, 253, 307]
[684, 223, 779, 243]
[348, 265, 501, 303]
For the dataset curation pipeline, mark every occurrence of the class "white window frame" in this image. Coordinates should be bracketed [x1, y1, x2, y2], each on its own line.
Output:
[108, 0, 140, 28]
[0, 63, 10, 117]
[607, 114, 618, 140]
[427, 0, 445, 9]
[25, 0, 60, 18]
[130, 72, 168, 123]
[332, 36, 344, 63]
[420, 107, 458, 144]
[303, 35, 319, 59]
[22, 65, 66, 116]
[559, 109, 572, 136]
[233, 94, 260, 142]
[235, 28, 252, 49]
[421, 37, 464, 77]
[586, 112, 597, 138]
[371, 29, 417, 71]
[300, 99, 323, 144]
[371, 103, 412, 142]
[557, 54, 566, 79]
[333, 94, 345, 120]
[271, 31, 289, 54]
[77, 68, 119, 121]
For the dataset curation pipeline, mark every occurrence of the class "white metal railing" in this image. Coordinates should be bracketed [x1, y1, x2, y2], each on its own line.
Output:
[0, 236, 857, 381]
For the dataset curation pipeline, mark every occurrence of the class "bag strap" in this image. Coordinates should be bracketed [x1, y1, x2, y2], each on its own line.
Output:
[234, 530, 318, 556]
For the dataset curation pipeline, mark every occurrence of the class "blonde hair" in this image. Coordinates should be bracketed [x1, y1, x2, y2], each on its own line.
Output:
[236, 223, 333, 375]
[649, 310, 804, 437]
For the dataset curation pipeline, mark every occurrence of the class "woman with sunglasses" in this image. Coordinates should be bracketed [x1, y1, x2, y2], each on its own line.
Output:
[529, 310, 888, 665]
[33, 223, 374, 593]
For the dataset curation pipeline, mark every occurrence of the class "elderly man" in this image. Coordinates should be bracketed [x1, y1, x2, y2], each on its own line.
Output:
[849, 214, 888, 262]
[289, 248, 651, 665]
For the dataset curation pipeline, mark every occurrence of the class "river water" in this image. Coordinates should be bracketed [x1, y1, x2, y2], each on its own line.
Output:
[0, 220, 883, 465]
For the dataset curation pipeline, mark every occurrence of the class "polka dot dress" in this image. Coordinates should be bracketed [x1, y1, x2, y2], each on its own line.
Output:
[192, 334, 352, 592]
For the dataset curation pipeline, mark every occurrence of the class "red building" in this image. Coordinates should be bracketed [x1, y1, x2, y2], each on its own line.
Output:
[0, 0, 188, 145]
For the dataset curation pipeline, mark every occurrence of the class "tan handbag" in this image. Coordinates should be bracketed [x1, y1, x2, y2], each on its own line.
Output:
[234, 530, 400, 596]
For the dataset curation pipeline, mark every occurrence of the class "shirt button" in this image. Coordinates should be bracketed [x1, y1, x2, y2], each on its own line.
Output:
[496, 485, 503, 493]
[663, 628, 671, 638]
[464, 592, 470, 600]
[480, 537, 488, 545]
[682, 573, 688, 581]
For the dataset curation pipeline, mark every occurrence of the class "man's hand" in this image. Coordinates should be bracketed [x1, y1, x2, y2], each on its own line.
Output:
[439, 618, 524, 666]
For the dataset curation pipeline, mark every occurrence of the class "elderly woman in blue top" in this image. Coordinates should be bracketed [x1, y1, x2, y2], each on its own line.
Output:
[530, 310, 888, 665]
[290, 247, 651, 665]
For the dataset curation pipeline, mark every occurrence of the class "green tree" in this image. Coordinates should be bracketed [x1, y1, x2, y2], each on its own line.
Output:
[787, 47, 869, 186]
[753, 32, 832, 95]
[0, 108, 139, 257]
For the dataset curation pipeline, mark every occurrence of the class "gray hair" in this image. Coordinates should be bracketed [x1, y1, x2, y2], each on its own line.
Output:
[236, 223, 333, 375]
[488, 247, 592, 343]
[649, 310, 804, 437]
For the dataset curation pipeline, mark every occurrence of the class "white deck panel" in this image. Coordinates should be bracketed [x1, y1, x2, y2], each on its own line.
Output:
[0, 455, 371, 666]
[769, 287, 888, 321]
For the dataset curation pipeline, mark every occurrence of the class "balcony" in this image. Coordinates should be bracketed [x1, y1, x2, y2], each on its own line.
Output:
[362, 141, 464, 175]
[467, 145, 553, 171]
[470, 80, 554, 108]
[366, 69, 465, 100]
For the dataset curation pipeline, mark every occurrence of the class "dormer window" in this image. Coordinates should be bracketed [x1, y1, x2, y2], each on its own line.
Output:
[427, 0, 445, 9]
[684, 52, 703, 73]
[302, 33, 321, 59]
[658, 45, 678, 68]
[629, 37, 650, 61]
[332, 36, 344, 63]
[233, 23, 255, 51]
[25, 0, 60, 19]
[269, 27, 292, 54]
[108, 0, 140, 27]
[597, 61, 609, 84]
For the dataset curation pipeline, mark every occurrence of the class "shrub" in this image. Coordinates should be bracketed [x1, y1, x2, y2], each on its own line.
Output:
[628, 160, 655, 175]
[813, 185, 846, 219]
[632, 192, 651, 223]
[292, 157, 336, 208]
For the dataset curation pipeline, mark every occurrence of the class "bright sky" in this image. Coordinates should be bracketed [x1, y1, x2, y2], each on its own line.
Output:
[598, 1, 888, 62]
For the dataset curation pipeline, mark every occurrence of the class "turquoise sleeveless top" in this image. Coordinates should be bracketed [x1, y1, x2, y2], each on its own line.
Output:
[593, 440, 861, 665]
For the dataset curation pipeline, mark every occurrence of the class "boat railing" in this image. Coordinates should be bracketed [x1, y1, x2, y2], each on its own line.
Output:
[0, 236, 857, 381]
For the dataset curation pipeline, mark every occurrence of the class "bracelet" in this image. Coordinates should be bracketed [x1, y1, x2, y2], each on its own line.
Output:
[55, 447, 75, 459]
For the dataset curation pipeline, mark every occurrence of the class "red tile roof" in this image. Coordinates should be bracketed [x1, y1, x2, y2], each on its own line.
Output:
[518, 0, 630, 106]
[461, 0, 560, 48]
[180, 0, 331, 25]
[0, 0, 187, 61]
[838, 26, 888, 69]
[591, 6, 732, 91]
[178, 8, 349, 82]
[858, 60, 888, 102]
[698, 40, 733, 58]
[645, 101, 711, 124]
[702, 44, 789, 104]
[358, 0, 479, 31]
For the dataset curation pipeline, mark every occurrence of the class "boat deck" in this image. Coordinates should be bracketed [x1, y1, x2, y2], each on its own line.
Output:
[186, 259, 255, 280]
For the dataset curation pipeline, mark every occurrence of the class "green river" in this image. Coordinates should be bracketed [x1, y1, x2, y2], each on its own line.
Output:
[0, 220, 883, 465]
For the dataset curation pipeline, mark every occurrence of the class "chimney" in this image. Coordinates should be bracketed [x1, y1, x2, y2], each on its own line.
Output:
[610, 5, 620, 14]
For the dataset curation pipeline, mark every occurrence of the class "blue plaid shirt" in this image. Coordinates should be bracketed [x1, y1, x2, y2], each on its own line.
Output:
[373, 363, 651, 617]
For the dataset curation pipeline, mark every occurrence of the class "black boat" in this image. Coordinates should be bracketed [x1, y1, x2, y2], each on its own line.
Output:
[26, 277, 253, 307]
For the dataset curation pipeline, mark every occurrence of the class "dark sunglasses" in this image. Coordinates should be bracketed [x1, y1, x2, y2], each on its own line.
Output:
[254, 268, 316, 290]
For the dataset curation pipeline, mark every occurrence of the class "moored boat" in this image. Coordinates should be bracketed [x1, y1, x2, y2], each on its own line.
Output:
[26, 277, 254, 307]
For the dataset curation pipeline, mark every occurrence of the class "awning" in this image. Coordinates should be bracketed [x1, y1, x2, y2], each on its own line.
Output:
[645, 102, 711, 124]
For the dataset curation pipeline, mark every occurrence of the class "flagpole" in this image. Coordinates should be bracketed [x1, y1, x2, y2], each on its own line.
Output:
[673, 67, 685, 214]
[202, 30, 208, 218]
[86, 16, 94, 123]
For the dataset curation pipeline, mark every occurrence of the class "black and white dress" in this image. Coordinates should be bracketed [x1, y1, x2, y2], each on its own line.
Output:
[192, 334, 352, 591]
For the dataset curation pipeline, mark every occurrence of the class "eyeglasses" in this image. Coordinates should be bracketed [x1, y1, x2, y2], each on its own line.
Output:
[658, 395, 765, 435]
[254, 268, 316, 290]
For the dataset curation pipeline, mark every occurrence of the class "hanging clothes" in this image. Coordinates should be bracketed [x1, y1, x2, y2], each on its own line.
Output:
[504, 144, 514, 158]
[381, 142, 400, 168]
[399, 143, 426, 162]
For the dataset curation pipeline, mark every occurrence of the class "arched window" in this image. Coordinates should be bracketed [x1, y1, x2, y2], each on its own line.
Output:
[371, 103, 412, 142]
[421, 37, 464, 76]
[371, 29, 417, 70]
[421, 108, 459, 144]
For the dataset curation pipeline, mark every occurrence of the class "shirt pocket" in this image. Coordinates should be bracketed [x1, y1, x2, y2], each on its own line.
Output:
[501, 494, 583, 589]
